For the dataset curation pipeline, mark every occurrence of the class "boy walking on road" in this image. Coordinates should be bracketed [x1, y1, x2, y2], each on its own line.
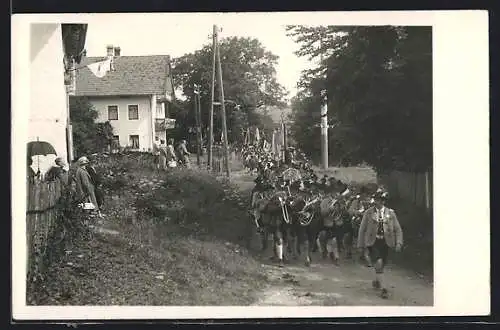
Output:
[357, 189, 403, 299]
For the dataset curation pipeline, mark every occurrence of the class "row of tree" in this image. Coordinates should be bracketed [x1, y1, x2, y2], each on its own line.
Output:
[286, 26, 432, 172]
[70, 26, 432, 174]
[169, 36, 287, 144]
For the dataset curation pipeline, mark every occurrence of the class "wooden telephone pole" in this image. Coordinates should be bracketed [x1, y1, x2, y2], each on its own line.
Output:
[319, 32, 329, 170]
[208, 25, 217, 170]
[193, 84, 203, 166]
[208, 25, 231, 178]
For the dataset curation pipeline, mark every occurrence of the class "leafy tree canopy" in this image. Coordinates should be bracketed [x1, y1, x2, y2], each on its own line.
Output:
[286, 25, 432, 172]
[70, 96, 115, 158]
[171, 36, 288, 143]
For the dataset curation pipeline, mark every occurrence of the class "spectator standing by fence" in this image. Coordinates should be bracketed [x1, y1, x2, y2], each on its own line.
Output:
[27, 157, 37, 184]
[74, 156, 100, 214]
[85, 156, 104, 210]
[45, 157, 68, 185]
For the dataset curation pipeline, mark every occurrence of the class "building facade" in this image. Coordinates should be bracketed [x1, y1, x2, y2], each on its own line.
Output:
[29, 23, 87, 173]
[75, 46, 175, 152]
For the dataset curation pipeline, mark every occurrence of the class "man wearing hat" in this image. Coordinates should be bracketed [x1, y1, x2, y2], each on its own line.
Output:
[74, 156, 100, 213]
[357, 189, 403, 299]
[45, 157, 68, 185]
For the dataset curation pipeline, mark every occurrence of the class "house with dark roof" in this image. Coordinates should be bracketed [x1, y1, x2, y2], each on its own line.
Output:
[29, 23, 87, 174]
[74, 45, 175, 152]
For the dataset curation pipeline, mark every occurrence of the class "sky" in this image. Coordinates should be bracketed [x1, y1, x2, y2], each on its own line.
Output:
[82, 14, 317, 100]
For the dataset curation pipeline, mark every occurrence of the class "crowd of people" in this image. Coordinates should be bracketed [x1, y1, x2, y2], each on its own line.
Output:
[241, 142, 404, 299]
[152, 137, 192, 170]
[27, 154, 104, 216]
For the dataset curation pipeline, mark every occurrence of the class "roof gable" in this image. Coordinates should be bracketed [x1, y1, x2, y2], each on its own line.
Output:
[75, 55, 173, 96]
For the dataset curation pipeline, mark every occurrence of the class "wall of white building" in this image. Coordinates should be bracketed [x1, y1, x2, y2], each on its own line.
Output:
[88, 95, 154, 151]
[29, 23, 68, 174]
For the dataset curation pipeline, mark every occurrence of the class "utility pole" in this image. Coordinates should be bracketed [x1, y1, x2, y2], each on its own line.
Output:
[320, 89, 328, 169]
[66, 57, 76, 162]
[208, 25, 217, 171]
[319, 31, 329, 170]
[193, 84, 202, 166]
[215, 26, 231, 178]
[196, 92, 203, 157]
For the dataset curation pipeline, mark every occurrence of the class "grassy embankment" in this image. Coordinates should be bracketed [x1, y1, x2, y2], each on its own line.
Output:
[29, 153, 267, 305]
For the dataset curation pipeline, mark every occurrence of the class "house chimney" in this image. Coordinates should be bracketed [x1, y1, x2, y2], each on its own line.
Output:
[114, 46, 121, 57]
[106, 44, 114, 57]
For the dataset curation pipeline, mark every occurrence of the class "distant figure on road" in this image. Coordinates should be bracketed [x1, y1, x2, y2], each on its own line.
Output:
[176, 139, 191, 168]
[158, 140, 167, 170]
[357, 189, 403, 299]
[166, 138, 178, 168]
[153, 136, 161, 170]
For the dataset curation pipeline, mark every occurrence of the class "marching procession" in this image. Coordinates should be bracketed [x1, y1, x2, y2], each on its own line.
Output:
[240, 140, 404, 299]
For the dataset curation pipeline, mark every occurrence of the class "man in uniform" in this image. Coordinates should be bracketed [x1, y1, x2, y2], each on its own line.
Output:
[357, 189, 404, 299]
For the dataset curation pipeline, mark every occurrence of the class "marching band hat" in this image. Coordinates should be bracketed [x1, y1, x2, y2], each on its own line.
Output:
[373, 189, 389, 200]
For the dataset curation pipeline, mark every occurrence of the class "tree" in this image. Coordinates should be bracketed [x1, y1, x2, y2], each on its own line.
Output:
[171, 36, 288, 144]
[70, 96, 115, 157]
[287, 26, 432, 172]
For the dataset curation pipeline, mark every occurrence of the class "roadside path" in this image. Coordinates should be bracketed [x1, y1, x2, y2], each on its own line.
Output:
[230, 170, 433, 306]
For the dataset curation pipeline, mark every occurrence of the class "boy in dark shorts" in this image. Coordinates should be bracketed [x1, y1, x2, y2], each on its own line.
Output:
[357, 189, 403, 299]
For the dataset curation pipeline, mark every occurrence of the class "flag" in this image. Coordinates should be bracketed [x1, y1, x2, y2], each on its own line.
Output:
[271, 130, 276, 155]
[255, 127, 260, 144]
[87, 58, 112, 78]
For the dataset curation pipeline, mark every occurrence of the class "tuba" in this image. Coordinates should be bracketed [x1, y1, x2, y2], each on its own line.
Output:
[297, 196, 320, 226]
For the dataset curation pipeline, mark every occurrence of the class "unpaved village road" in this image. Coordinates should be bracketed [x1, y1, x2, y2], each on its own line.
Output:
[231, 170, 433, 306]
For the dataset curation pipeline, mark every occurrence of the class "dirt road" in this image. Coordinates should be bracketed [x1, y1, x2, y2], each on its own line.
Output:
[231, 170, 433, 306]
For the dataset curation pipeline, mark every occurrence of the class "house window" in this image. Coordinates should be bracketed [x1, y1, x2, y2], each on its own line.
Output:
[129, 135, 140, 149]
[108, 105, 118, 120]
[128, 105, 139, 120]
[156, 103, 163, 118]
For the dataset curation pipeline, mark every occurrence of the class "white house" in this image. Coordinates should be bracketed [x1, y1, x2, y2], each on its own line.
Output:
[29, 23, 87, 173]
[74, 46, 175, 152]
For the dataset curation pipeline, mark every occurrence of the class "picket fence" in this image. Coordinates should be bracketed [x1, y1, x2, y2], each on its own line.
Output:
[377, 170, 433, 212]
[26, 179, 64, 273]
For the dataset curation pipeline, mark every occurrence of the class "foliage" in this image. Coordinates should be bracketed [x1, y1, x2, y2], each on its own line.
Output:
[27, 188, 94, 304]
[70, 96, 115, 158]
[171, 36, 288, 144]
[286, 26, 432, 172]
[28, 153, 267, 305]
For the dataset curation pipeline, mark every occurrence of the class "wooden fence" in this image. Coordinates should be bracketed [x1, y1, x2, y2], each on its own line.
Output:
[26, 179, 63, 274]
[377, 170, 433, 212]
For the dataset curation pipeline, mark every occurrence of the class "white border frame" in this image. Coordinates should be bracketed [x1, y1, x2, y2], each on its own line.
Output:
[11, 11, 490, 319]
